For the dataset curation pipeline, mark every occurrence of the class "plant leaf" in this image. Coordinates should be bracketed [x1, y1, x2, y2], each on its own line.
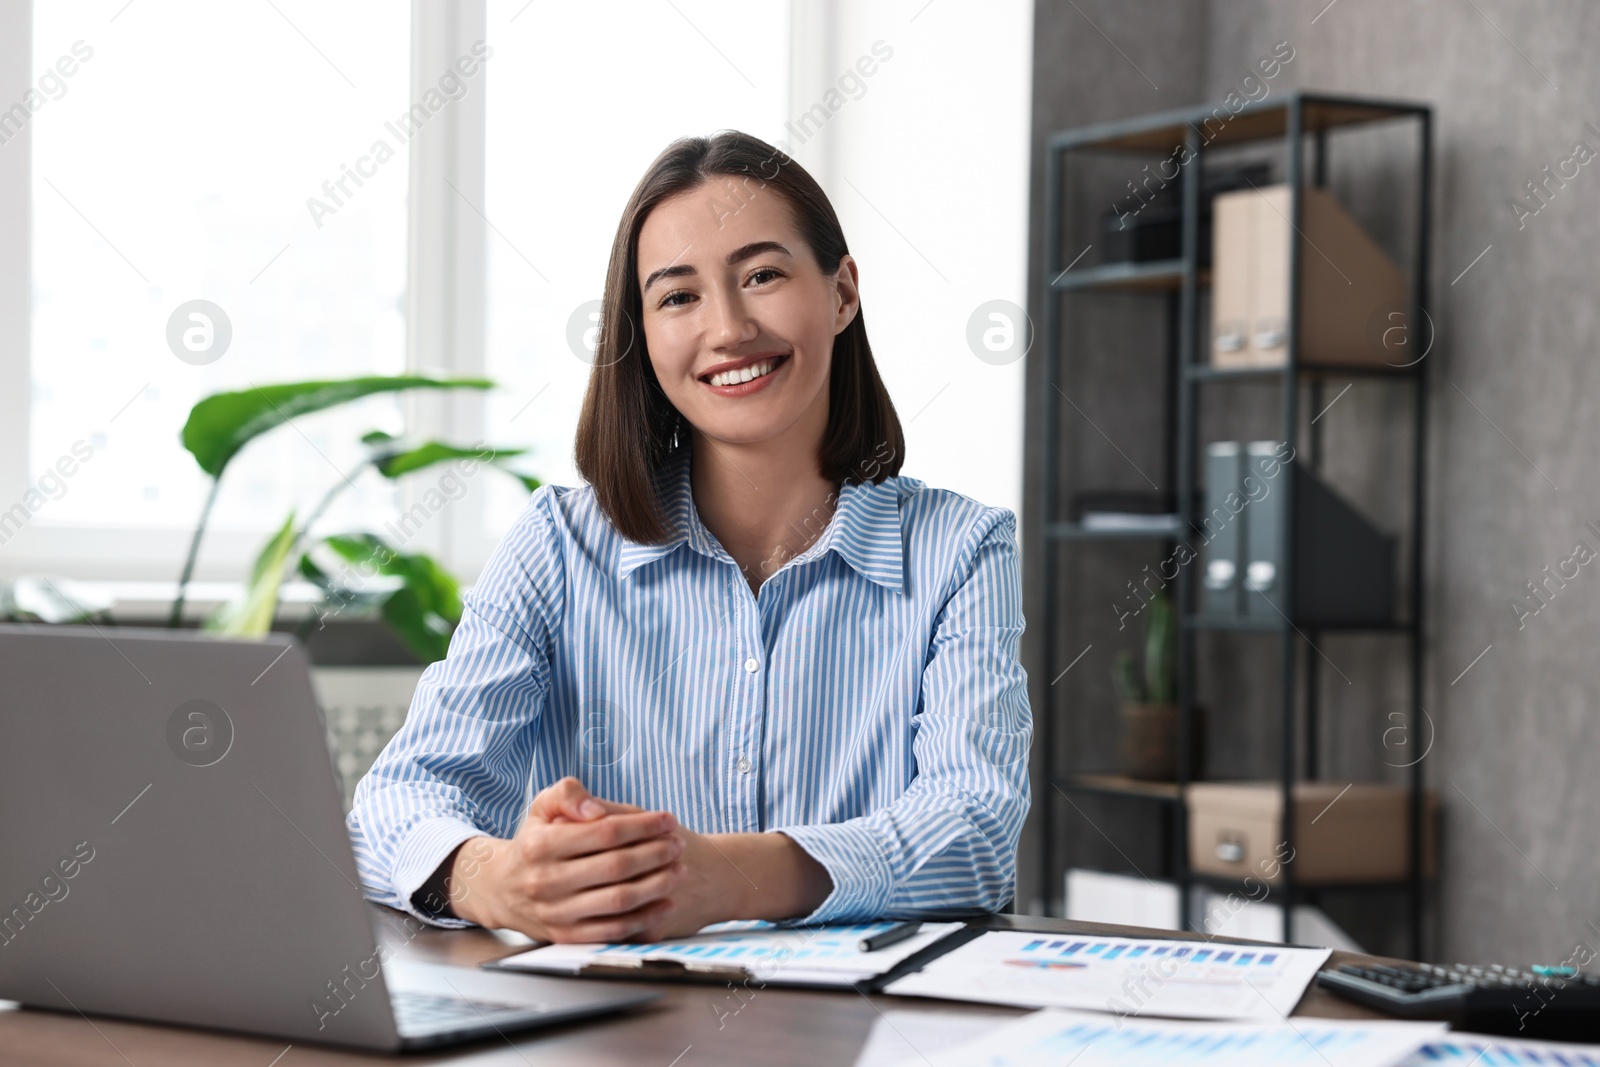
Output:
[366, 439, 542, 494]
[371, 441, 526, 480]
[297, 549, 385, 616]
[1112, 651, 1145, 704]
[181, 376, 493, 477]
[207, 512, 297, 636]
[314, 533, 462, 663]
[298, 551, 330, 587]
[381, 586, 454, 663]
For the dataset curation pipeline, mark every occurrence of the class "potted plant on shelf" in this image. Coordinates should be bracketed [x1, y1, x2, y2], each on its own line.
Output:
[1111, 589, 1197, 781]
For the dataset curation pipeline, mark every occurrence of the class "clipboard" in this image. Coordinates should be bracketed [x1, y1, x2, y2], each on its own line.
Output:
[481, 921, 984, 993]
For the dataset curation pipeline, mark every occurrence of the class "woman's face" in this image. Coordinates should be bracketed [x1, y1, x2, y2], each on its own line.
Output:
[635, 179, 859, 451]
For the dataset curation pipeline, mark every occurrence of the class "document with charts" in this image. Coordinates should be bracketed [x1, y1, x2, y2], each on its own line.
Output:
[922, 1009, 1444, 1067]
[883, 931, 1331, 1021]
[1398, 1034, 1600, 1064]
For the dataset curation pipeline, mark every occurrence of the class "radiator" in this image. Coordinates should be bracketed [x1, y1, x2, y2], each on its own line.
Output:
[311, 667, 424, 812]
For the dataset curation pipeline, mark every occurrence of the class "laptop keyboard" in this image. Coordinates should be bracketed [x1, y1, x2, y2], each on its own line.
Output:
[390, 990, 545, 1033]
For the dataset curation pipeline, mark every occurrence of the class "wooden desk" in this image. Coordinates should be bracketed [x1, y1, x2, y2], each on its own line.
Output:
[0, 907, 1389, 1066]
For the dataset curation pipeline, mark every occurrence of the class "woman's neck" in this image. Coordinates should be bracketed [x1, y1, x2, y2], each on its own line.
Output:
[688, 427, 840, 594]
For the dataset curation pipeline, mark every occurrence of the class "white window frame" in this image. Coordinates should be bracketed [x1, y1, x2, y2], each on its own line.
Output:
[0, 0, 823, 603]
[402, 0, 490, 581]
[0, 2, 33, 563]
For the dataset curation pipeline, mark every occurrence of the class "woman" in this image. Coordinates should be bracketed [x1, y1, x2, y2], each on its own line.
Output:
[349, 131, 1031, 944]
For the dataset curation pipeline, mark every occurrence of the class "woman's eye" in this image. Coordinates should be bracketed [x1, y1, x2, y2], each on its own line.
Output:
[747, 267, 782, 286]
[659, 290, 694, 309]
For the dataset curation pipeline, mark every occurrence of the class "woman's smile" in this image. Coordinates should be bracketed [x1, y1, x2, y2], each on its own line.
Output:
[700, 352, 790, 395]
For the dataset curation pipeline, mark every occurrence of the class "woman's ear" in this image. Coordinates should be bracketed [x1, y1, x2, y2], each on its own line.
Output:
[833, 254, 861, 335]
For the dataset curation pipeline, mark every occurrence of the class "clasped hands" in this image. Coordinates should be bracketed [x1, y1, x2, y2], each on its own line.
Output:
[440, 777, 831, 944]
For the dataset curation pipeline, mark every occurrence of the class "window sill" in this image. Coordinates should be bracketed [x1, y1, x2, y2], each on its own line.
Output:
[12, 581, 428, 667]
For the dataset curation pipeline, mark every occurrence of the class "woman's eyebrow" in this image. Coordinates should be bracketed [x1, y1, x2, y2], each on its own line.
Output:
[726, 240, 792, 265]
[642, 240, 793, 293]
[642, 262, 695, 293]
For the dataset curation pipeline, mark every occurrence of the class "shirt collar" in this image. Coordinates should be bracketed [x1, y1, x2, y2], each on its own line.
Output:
[614, 448, 698, 579]
[802, 477, 906, 593]
[614, 445, 905, 593]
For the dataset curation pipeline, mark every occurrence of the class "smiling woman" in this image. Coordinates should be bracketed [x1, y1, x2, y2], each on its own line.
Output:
[348, 131, 1033, 944]
[575, 133, 903, 564]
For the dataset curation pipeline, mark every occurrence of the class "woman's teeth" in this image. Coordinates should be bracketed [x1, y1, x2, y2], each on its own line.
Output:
[708, 357, 780, 388]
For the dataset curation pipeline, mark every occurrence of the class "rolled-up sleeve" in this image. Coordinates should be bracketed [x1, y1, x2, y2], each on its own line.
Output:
[346, 490, 565, 926]
[776, 510, 1032, 923]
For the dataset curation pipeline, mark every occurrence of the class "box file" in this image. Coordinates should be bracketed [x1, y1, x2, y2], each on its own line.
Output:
[1200, 442, 1395, 626]
[1241, 441, 1396, 626]
[1188, 781, 1437, 885]
[1200, 443, 1244, 617]
[1211, 184, 1408, 368]
[1240, 440, 1288, 622]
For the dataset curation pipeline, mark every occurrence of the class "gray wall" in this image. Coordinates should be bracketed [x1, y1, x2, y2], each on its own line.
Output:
[1021, 0, 1600, 963]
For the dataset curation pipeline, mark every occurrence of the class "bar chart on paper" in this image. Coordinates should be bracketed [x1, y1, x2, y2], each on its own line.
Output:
[1399, 1035, 1600, 1064]
[927, 1009, 1446, 1067]
[884, 932, 1331, 1020]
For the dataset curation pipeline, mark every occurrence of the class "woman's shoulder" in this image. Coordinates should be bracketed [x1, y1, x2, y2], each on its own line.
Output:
[502, 480, 613, 549]
[870, 477, 1019, 605]
[472, 481, 614, 609]
[879, 473, 1017, 546]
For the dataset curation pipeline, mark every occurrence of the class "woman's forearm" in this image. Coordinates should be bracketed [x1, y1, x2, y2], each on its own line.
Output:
[698, 831, 832, 922]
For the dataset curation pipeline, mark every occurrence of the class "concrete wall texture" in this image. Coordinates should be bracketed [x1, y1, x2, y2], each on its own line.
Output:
[1021, 0, 1600, 962]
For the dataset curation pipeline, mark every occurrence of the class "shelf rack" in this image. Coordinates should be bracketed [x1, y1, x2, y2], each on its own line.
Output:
[1034, 92, 1432, 958]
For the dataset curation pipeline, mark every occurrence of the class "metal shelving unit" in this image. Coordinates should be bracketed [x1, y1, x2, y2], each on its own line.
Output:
[1034, 92, 1432, 958]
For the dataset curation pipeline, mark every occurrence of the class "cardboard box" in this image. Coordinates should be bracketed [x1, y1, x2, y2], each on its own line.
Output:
[1187, 781, 1435, 886]
[1211, 184, 1408, 368]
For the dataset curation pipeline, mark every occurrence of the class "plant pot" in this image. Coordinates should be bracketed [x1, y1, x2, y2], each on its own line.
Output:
[1118, 702, 1205, 781]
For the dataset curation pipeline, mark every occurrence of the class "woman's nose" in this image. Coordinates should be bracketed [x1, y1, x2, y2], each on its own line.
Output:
[706, 290, 757, 348]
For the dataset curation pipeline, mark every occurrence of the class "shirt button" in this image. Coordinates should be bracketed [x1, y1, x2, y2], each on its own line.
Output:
[743, 657, 759, 673]
[736, 756, 752, 774]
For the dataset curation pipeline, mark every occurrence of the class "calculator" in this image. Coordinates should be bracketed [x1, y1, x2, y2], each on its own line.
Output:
[1317, 962, 1600, 1040]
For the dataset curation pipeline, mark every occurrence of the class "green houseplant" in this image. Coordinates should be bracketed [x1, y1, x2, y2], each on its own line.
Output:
[1111, 589, 1197, 781]
[171, 376, 539, 663]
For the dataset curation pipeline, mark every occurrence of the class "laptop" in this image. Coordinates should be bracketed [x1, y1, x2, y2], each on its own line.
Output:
[0, 624, 657, 1051]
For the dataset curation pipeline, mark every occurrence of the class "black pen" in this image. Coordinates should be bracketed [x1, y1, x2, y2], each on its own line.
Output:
[859, 921, 921, 952]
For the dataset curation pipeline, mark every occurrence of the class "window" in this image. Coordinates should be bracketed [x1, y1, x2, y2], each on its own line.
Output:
[7, 0, 410, 578]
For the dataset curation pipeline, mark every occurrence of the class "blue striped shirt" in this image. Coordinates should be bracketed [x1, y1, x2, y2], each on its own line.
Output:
[348, 444, 1032, 926]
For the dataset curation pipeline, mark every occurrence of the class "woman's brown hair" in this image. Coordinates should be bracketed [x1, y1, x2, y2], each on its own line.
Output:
[574, 130, 905, 545]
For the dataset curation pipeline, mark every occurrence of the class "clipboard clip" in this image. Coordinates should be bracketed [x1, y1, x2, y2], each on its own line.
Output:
[582, 957, 754, 981]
